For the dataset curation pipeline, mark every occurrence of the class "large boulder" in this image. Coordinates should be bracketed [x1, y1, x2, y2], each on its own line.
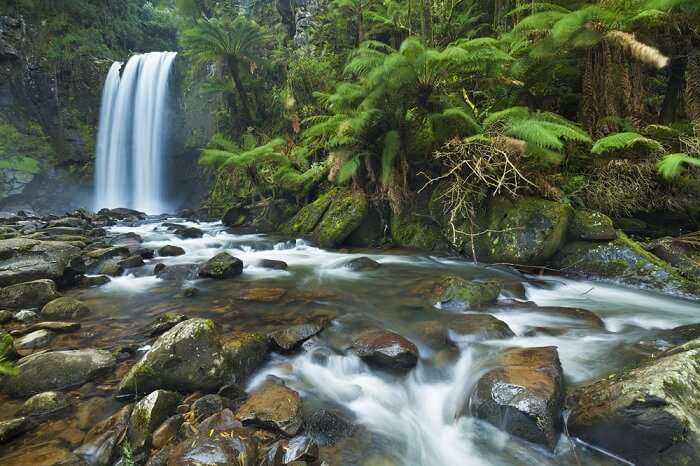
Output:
[236, 382, 303, 436]
[0, 349, 116, 397]
[167, 424, 257, 466]
[473, 197, 572, 265]
[40, 296, 90, 320]
[198, 252, 243, 279]
[75, 404, 133, 466]
[470, 346, 564, 449]
[417, 314, 514, 348]
[127, 389, 182, 451]
[433, 276, 501, 309]
[269, 322, 326, 352]
[118, 319, 228, 396]
[282, 188, 368, 248]
[0, 279, 60, 309]
[550, 232, 700, 297]
[568, 208, 617, 241]
[0, 238, 85, 287]
[351, 328, 419, 373]
[221, 332, 269, 384]
[568, 340, 700, 465]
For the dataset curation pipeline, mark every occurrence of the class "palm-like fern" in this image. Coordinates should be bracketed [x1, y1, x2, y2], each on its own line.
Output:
[591, 132, 664, 155]
[657, 153, 700, 179]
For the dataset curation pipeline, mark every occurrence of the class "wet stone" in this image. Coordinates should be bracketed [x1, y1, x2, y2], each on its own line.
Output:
[145, 312, 189, 336]
[239, 287, 286, 302]
[0, 309, 12, 323]
[98, 260, 123, 277]
[344, 257, 381, 271]
[351, 328, 419, 373]
[79, 275, 110, 287]
[118, 255, 145, 268]
[158, 245, 186, 257]
[14, 320, 81, 335]
[75, 404, 133, 466]
[15, 329, 55, 349]
[198, 252, 243, 279]
[13, 309, 37, 322]
[152, 414, 184, 450]
[0, 279, 60, 310]
[19, 391, 71, 418]
[127, 389, 182, 452]
[434, 276, 501, 309]
[269, 323, 326, 352]
[41, 297, 90, 320]
[0, 417, 30, 443]
[259, 259, 288, 270]
[190, 394, 230, 421]
[236, 382, 303, 436]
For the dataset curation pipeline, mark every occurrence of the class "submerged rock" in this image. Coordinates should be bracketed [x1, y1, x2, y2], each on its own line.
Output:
[117, 255, 145, 268]
[417, 314, 514, 347]
[127, 389, 182, 451]
[41, 296, 90, 320]
[198, 252, 243, 279]
[75, 404, 133, 466]
[155, 263, 199, 281]
[145, 312, 189, 336]
[1, 349, 116, 397]
[1, 330, 19, 360]
[351, 328, 419, 373]
[0, 278, 60, 309]
[568, 208, 617, 241]
[259, 258, 288, 270]
[434, 276, 501, 309]
[471, 346, 564, 450]
[236, 382, 303, 436]
[568, 340, 700, 465]
[118, 319, 228, 396]
[269, 322, 326, 352]
[0, 238, 85, 287]
[0, 417, 30, 443]
[344, 256, 381, 271]
[14, 329, 55, 349]
[98, 260, 123, 277]
[19, 391, 71, 418]
[157, 245, 185, 257]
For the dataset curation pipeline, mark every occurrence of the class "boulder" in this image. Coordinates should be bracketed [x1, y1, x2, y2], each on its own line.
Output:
[568, 340, 700, 465]
[105, 232, 143, 248]
[41, 297, 90, 320]
[14, 329, 55, 349]
[351, 328, 419, 373]
[417, 314, 514, 347]
[221, 205, 249, 227]
[145, 312, 189, 336]
[221, 332, 269, 384]
[98, 208, 146, 220]
[163, 223, 204, 239]
[434, 276, 501, 309]
[236, 382, 303, 436]
[151, 414, 183, 450]
[304, 407, 356, 447]
[118, 319, 228, 396]
[259, 259, 288, 270]
[19, 391, 71, 418]
[568, 208, 617, 241]
[0, 238, 85, 287]
[75, 404, 133, 466]
[471, 346, 564, 449]
[198, 252, 243, 279]
[0, 279, 60, 309]
[190, 394, 236, 421]
[80, 275, 110, 287]
[344, 256, 381, 271]
[167, 426, 257, 466]
[648, 237, 700, 279]
[98, 260, 123, 277]
[269, 323, 326, 352]
[0, 417, 30, 443]
[157, 245, 185, 257]
[155, 263, 199, 282]
[117, 255, 145, 268]
[1, 349, 116, 397]
[550, 232, 700, 297]
[127, 389, 182, 451]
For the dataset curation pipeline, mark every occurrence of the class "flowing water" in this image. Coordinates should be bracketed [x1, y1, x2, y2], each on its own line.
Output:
[2, 218, 699, 465]
[94, 52, 177, 214]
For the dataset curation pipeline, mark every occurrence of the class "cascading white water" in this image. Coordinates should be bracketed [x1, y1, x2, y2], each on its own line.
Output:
[94, 52, 177, 214]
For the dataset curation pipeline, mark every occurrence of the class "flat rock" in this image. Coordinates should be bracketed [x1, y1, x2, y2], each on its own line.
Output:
[269, 323, 326, 352]
[41, 297, 90, 320]
[236, 382, 303, 436]
[239, 287, 286, 302]
[19, 391, 71, 418]
[0, 279, 60, 310]
[0, 238, 85, 287]
[15, 329, 55, 350]
[351, 328, 419, 373]
[13, 321, 81, 335]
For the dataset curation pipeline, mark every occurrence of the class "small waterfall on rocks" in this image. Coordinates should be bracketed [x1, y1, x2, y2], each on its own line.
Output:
[94, 51, 177, 214]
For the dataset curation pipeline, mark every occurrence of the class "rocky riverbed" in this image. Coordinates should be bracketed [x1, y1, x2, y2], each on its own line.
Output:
[0, 208, 700, 466]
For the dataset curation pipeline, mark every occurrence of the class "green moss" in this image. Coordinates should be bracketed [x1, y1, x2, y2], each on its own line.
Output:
[314, 189, 367, 248]
[438, 276, 501, 307]
[390, 210, 447, 251]
[282, 189, 335, 235]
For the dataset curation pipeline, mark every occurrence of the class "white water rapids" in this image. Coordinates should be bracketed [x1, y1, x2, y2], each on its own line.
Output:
[94, 52, 177, 214]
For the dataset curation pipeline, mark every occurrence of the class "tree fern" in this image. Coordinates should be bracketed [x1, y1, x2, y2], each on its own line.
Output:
[591, 132, 663, 155]
[657, 153, 700, 179]
[380, 130, 400, 185]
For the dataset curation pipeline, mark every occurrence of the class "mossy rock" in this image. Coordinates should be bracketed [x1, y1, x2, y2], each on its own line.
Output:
[550, 232, 700, 298]
[221, 332, 269, 384]
[41, 297, 90, 320]
[0, 331, 18, 361]
[281, 190, 334, 236]
[568, 208, 617, 241]
[434, 276, 501, 309]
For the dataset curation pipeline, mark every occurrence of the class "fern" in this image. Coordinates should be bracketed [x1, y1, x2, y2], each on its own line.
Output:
[483, 106, 530, 128]
[657, 153, 700, 179]
[336, 155, 360, 184]
[381, 130, 400, 185]
[591, 132, 663, 155]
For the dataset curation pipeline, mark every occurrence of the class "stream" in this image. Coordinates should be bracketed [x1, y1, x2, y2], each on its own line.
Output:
[2, 217, 699, 465]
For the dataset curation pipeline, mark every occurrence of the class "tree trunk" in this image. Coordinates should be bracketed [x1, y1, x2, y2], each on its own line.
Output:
[686, 47, 700, 128]
[229, 60, 255, 126]
[420, 0, 432, 46]
[660, 56, 687, 123]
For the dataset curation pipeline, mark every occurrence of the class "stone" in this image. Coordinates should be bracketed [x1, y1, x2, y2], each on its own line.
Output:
[14, 321, 81, 335]
[182, 287, 199, 298]
[568, 339, 700, 465]
[221, 332, 269, 384]
[239, 287, 286, 302]
[197, 408, 243, 433]
[117, 255, 145, 268]
[221, 206, 249, 227]
[198, 252, 243, 279]
[1, 330, 18, 360]
[155, 263, 199, 281]
[0, 279, 59, 309]
[79, 275, 110, 287]
[648, 237, 700, 279]
[304, 407, 356, 446]
[351, 328, 419, 373]
[269, 323, 326, 352]
[98, 260, 123, 277]
[417, 314, 514, 348]
[127, 389, 182, 451]
[13, 309, 37, 322]
[218, 383, 248, 402]
[284, 435, 319, 463]
[41, 297, 90, 320]
[0, 238, 85, 287]
[15, 329, 55, 349]
[434, 276, 501, 309]
[158, 245, 185, 257]
[19, 391, 71, 418]
[190, 394, 231, 421]
[118, 319, 228, 395]
[1, 349, 116, 397]
[167, 427, 257, 466]
[344, 256, 381, 271]
[236, 382, 303, 436]
[85, 246, 129, 263]
[105, 232, 143, 248]
[568, 208, 617, 241]
[259, 259, 288, 270]
[0, 309, 12, 323]
[151, 414, 183, 450]
[75, 404, 133, 466]
[163, 223, 203, 239]
[145, 312, 189, 336]
[471, 346, 564, 449]
[98, 208, 146, 220]
[0, 417, 30, 443]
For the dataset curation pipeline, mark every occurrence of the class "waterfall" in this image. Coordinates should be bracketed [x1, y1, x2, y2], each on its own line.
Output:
[94, 52, 177, 214]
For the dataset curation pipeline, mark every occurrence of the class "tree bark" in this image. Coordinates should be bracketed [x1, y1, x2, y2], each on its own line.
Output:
[420, 0, 433, 46]
[229, 60, 255, 126]
[660, 55, 687, 123]
[686, 47, 700, 128]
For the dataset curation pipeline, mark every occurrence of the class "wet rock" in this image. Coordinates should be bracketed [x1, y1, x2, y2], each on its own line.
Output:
[0, 417, 30, 443]
[344, 257, 381, 271]
[648, 237, 700, 279]
[127, 389, 182, 451]
[236, 382, 303, 436]
[197, 408, 243, 433]
[152, 414, 184, 450]
[0, 238, 85, 287]
[135, 247, 155, 259]
[351, 328, 419, 373]
[97, 260, 123, 277]
[158, 245, 185, 257]
[117, 255, 145, 268]
[636, 323, 700, 353]
[222, 206, 249, 227]
[221, 332, 269, 384]
[239, 287, 286, 302]
[190, 394, 233, 421]
[15, 321, 81, 335]
[163, 223, 204, 239]
[105, 231, 143, 248]
[304, 407, 356, 446]
[259, 259, 288, 270]
[0, 309, 12, 323]
[471, 346, 564, 449]
[75, 404, 133, 466]
[568, 208, 617, 241]
[417, 314, 514, 347]
[269, 323, 326, 352]
[84, 246, 129, 264]
[167, 427, 257, 466]
[1, 330, 19, 360]
[13, 309, 37, 322]
[198, 252, 243, 279]
[41, 297, 90, 320]
[19, 391, 71, 418]
[434, 276, 501, 309]
[0, 278, 60, 309]
[284, 435, 319, 463]
[15, 329, 55, 349]
[1, 349, 116, 397]
[182, 287, 199, 298]
[98, 208, 146, 221]
[155, 263, 199, 281]
[568, 339, 700, 465]
[538, 306, 605, 329]
[79, 275, 110, 287]
[218, 383, 248, 402]
[118, 319, 228, 396]
[145, 312, 190, 336]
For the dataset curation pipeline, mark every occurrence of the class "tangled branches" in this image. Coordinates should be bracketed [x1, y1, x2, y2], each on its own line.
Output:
[420, 137, 534, 252]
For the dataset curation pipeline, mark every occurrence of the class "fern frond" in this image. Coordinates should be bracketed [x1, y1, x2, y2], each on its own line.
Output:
[592, 132, 664, 155]
[657, 153, 700, 179]
[483, 106, 530, 128]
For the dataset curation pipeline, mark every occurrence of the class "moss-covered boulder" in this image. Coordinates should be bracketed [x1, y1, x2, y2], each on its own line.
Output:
[221, 332, 269, 384]
[118, 319, 228, 396]
[390, 209, 449, 251]
[474, 197, 572, 265]
[0, 331, 18, 361]
[127, 389, 182, 452]
[282, 188, 368, 248]
[568, 339, 700, 465]
[433, 276, 501, 309]
[198, 252, 243, 279]
[0, 279, 60, 310]
[550, 232, 700, 297]
[40, 296, 90, 320]
[19, 391, 70, 418]
[568, 208, 617, 241]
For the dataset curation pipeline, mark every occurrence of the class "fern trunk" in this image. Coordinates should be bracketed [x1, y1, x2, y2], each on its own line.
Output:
[420, 0, 433, 45]
[228, 59, 255, 126]
[660, 56, 687, 123]
[687, 47, 700, 128]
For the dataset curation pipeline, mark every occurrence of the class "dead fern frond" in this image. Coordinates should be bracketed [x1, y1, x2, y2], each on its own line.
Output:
[605, 31, 669, 69]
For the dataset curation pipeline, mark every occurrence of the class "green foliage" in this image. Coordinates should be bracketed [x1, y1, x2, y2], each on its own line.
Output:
[0, 124, 52, 171]
[591, 132, 664, 155]
[657, 153, 700, 179]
